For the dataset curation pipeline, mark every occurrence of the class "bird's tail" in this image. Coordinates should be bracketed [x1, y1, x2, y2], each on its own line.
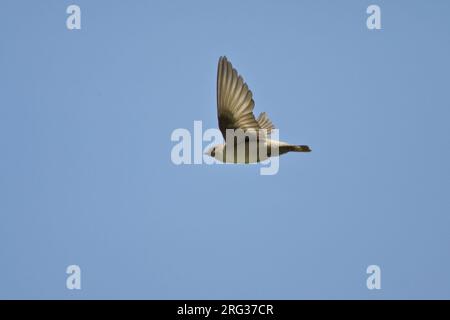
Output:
[289, 145, 311, 152]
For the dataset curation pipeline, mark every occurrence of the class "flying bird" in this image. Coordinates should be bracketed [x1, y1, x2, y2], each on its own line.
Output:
[205, 56, 311, 163]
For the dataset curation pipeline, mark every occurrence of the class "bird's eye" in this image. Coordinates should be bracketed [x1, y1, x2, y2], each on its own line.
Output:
[211, 148, 215, 157]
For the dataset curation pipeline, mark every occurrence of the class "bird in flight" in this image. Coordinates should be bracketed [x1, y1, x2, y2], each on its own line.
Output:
[205, 56, 311, 163]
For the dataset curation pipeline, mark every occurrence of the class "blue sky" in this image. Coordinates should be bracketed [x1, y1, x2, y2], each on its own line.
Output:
[1, 0, 449, 299]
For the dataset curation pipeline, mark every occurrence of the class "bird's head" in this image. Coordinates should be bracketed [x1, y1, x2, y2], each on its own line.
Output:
[204, 146, 216, 158]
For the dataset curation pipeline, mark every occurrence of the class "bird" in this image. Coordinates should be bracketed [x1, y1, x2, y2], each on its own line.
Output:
[205, 56, 311, 163]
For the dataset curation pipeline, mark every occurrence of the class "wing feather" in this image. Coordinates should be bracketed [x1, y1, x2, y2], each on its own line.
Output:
[217, 56, 275, 138]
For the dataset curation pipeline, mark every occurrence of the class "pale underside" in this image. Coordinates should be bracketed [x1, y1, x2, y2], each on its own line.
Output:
[214, 138, 292, 164]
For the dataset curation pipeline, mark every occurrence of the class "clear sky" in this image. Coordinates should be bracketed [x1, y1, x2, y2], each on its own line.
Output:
[1, 0, 449, 299]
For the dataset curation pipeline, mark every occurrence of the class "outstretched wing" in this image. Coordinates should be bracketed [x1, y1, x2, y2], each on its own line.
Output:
[216, 56, 275, 138]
